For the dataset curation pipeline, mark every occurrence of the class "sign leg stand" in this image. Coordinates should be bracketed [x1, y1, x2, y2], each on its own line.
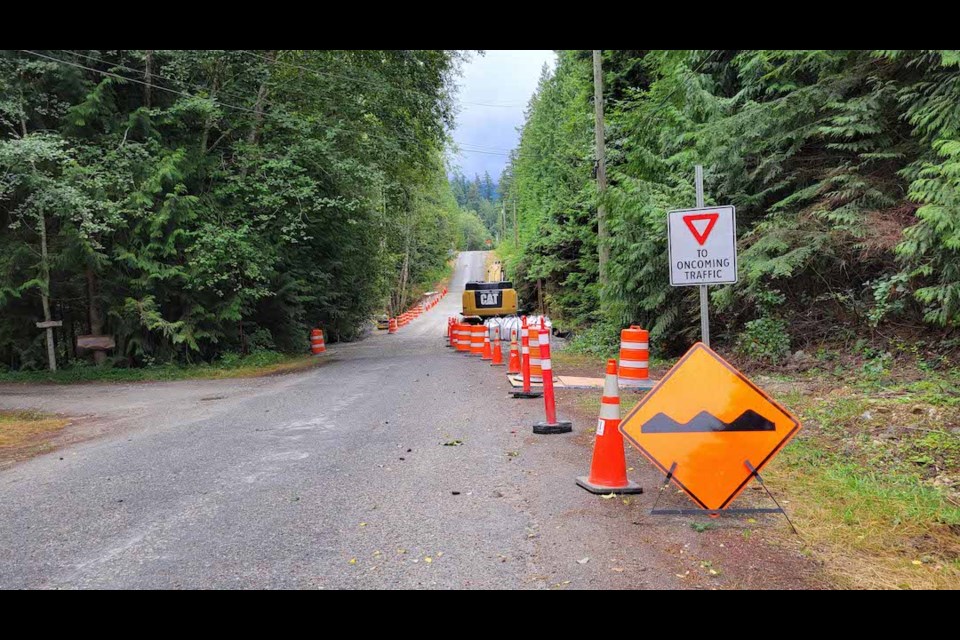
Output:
[744, 460, 798, 535]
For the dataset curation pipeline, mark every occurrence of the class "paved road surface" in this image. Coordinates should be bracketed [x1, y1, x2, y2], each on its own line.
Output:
[0, 251, 818, 589]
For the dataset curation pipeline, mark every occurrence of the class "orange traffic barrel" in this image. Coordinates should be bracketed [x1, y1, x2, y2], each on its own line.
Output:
[310, 328, 326, 354]
[388, 318, 397, 334]
[456, 324, 471, 353]
[618, 326, 649, 381]
[470, 324, 485, 357]
[529, 328, 543, 382]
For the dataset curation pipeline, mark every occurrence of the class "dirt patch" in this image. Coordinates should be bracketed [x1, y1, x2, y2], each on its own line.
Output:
[0, 410, 74, 468]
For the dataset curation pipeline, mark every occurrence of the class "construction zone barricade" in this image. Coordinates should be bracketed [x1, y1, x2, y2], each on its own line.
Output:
[388, 318, 398, 334]
[576, 360, 642, 494]
[532, 323, 572, 434]
[310, 329, 326, 355]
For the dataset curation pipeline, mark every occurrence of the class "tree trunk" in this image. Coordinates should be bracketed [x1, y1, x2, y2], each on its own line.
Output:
[144, 50, 154, 108]
[247, 51, 274, 145]
[200, 61, 221, 154]
[86, 268, 107, 365]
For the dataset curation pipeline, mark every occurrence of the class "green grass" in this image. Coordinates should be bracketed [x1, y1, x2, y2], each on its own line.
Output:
[768, 437, 960, 589]
[0, 351, 322, 384]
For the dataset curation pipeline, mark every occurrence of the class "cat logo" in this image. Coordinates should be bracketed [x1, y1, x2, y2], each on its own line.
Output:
[619, 342, 801, 511]
[478, 291, 502, 307]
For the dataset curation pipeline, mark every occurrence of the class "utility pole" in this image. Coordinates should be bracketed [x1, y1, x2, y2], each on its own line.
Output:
[501, 204, 506, 245]
[593, 50, 609, 296]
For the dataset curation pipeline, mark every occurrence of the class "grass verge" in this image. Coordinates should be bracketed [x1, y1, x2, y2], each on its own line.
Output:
[0, 352, 325, 385]
[553, 346, 960, 589]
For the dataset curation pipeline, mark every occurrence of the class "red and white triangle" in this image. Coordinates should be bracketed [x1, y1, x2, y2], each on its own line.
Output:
[683, 213, 719, 246]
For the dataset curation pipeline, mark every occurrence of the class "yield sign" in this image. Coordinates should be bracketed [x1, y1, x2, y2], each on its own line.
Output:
[619, 343, 800, 511]
[682, 213, 719, 246]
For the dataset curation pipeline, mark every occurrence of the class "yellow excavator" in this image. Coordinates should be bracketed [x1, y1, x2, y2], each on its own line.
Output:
[461, 259, 518, 319]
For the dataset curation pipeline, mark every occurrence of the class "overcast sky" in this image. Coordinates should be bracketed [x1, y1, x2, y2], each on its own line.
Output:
[448, 50, 557, 181]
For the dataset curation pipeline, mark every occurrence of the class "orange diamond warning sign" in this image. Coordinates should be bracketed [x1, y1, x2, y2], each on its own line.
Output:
[619, 342, 800, 511]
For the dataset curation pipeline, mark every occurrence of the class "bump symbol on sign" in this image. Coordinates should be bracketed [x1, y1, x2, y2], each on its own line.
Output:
[682, 213, 719, 246]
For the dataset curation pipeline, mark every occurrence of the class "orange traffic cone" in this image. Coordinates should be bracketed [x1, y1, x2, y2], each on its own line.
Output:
[507, 330, 521, 374]
[576, 359, 642, 494]
[491, 327, 504, 366]
[481, 330, 493, 360]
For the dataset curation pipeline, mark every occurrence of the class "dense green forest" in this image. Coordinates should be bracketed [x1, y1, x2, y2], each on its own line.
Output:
[0, 50, 489, 371]
[450, 170, 502, 241]
[500, 50, 960, 360]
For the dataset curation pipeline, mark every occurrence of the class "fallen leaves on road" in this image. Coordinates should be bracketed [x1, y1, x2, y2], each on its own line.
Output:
[349, 558, 358, 565]
[443, 440, 464, 447]
[576, 557, 590, 565]
[600, 493, 616, 500]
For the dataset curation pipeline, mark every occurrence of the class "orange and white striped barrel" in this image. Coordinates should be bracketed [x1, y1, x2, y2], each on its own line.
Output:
[529, 328, 543, 382]
[470, 324, 485, 357]
[618, 326, 649, 381]
[310, 328, 326, 354]
[456, 324, 471, 353]
[388, 318, 397, 334]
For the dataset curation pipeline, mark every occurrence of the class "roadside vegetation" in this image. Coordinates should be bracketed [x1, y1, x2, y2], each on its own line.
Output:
[0, 349, 327, 384]
[0, 50, 487, 376]
[552, 341, 960, 590]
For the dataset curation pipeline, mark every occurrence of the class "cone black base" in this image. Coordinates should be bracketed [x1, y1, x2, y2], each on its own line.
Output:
[511, 390, 543, 399]
[533, 420, 572, 434]
[575, 476, 643, 495]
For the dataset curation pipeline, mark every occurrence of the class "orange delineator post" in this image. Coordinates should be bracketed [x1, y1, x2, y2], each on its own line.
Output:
[507, 330, 521, 374]
[491, 328, 504, 366]
[532, 322, 571, 434]
[446, 318, 454, 347]
[470, 324, 485, 357]
[618, 325, 649, 382]
[511, 316, 542, 398]
[576, 360, 642, 494]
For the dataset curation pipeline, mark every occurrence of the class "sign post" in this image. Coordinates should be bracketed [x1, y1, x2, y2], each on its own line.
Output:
[695, 166, 709, 347]
[667, 166, 738, 348]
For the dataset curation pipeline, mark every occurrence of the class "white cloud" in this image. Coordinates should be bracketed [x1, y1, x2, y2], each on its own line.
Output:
[449, 50, 557, 180]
